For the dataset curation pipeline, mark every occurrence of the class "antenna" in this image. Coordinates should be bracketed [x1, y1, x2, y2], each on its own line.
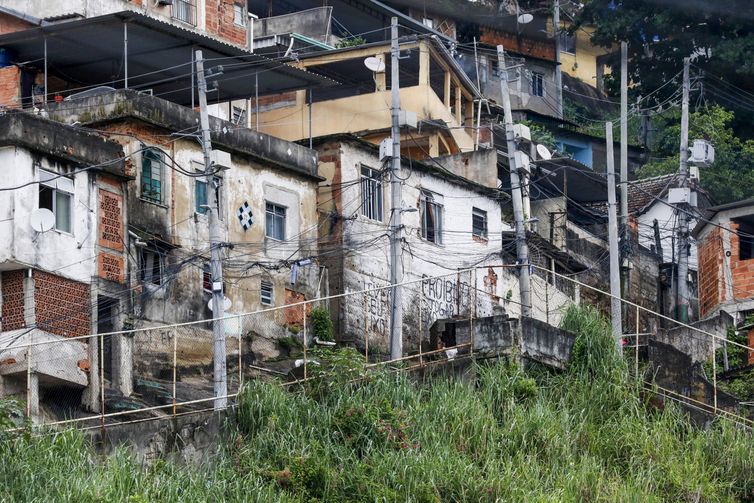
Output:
[30, 208, 55, 233]
[536, 143, 553, 160]
[364, 56, 386, 73]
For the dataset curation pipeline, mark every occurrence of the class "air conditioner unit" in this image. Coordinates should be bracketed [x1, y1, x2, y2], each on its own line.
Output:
[689, 139, 714, 166]
[514, 150, 531, 174]
[210, 149, 232, 170]
[512, 123, 531, 142]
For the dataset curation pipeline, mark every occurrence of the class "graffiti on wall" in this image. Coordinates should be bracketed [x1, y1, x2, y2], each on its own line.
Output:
[421, 274, 472, 322]
[364, 279, 389, 336]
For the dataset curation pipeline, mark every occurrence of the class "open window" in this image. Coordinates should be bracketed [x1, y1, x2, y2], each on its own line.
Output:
[472, 207, 488, 239]
[734, 215, 754, 261]
[141, 148, 165, 204]
[421, 190, 443, 245]
[38, 168, 73, 233]
[139, 248, 163, 286]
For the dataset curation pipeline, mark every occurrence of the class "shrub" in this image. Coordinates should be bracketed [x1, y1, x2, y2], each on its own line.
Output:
[310, 307, 334, 342]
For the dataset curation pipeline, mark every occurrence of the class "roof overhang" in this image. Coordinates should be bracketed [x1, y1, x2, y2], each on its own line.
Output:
[0, 11, 337, 106]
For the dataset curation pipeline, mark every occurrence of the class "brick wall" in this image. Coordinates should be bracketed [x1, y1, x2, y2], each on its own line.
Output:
[697, 228, 723, 318]
[33, 270, 91, 337]
[0, 65, 20, 109]
[0, 12, 33, 35]
[1, 270, 25, 331]
[205, 0, 247, 47]
[729, 221, 754, 301]
[283, 288, 311, 328]
[480, 28, 556, 61]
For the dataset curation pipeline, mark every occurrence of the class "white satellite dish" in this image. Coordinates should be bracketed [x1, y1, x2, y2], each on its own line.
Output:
[364, 56, 386, 73]
[536, 144, 553, 161]
[208, 296, 232, 312]
[30, 208, 55, 233]
[517, 13, 534, 24]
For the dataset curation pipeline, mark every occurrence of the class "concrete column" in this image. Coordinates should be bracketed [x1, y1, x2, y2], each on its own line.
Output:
[82, 283, 100, 413]
[28, 371, 39, 424]
[23, 271, 35, 327]
[455, 86, 462, 124]
[419, 41, 429, 86]
[444, 72, 451, 108]
[375, 54, 386, 91]
[114, 334, 133, 397]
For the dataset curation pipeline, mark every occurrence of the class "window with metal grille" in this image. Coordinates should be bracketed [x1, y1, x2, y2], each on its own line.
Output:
[172, 0, 196, 25]
[232, 106, 247, 125]
[531, 72, 545, 97]
[360, 165, 383, 221]
[38, 169, 73, 233]
[265, 202, 286, 240]
[421, 191, 443, 245]
[141, 149, 164, 204]
[260, 281, 273, 305]
[472, 207, 488, 239]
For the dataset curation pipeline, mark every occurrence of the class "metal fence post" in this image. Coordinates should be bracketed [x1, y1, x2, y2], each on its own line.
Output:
[470, 269, 476, 356]
[238, 318, 243, 393]
[100, 332, 105, 429]
[712, 339, 718, 413]
[303, 303, 308, 380]
[418, 282, 423, 367]
[172, 331, 178, 417]
[635, 305, 640, 381]
[363, 292, 369, 364]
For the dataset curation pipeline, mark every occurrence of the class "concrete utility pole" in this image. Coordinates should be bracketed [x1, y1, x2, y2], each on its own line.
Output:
[619, 41, 629, 326]
[196, 50, 227, 409]
[389, 17, 403, 360]
[496, 45, 531, 317]
[676, 57, 691, 323]
[553, 0, 563, 119]
[605, 122, 623, 352]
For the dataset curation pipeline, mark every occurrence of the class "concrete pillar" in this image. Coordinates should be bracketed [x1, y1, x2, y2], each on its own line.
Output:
[28, 371, 39, 424]
[419, 41, 429, 86]
[455, 86, 462, 124]
[444, 72, 451, 108]
[82, 283, 100, 413]
[113, 334, 133, 397]
[23, 270, 35, 327]
[375, 54, 386, 91]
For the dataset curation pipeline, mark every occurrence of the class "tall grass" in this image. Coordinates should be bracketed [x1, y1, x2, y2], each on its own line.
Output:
[1, 305, 753, 502]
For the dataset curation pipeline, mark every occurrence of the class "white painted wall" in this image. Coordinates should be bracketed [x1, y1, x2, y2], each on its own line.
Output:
[0, 146, 97, 283]
[324, 141, 573, 353]
[637, 199, 698, 270]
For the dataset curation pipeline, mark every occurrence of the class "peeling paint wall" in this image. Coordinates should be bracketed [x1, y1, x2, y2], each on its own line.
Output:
[316, 139, 573, 354]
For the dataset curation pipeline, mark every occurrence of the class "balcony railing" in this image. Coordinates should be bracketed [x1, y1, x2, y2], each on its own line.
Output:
[172, 0, 197, 26]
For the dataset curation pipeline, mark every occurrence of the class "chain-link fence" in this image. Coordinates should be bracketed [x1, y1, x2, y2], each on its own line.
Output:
[3, 263, 752, 429]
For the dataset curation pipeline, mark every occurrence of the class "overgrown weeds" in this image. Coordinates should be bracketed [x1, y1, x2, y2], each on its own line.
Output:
[1, 306, 753, 501]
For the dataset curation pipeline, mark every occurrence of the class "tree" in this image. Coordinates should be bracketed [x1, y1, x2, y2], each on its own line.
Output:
[638, 105, 754, 204]
[572, 0, 754, 132]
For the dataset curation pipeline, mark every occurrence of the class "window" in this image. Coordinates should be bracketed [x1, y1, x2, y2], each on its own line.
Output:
[559, 31, 576, 54]
[172, 0, 196, 25]
[195, 175, 222, 215]
[265, 202, 286, 240]
[141, 149, 164, 204]
[232, 106, 247, 125]
[233, 3, 246, 26]
[203, 264, 212, 292]
[360, 165, 383, 221]
[734, 216, 754, 261]
[422, 17, 434, 29]
[140, 249, 163, 286]
[472, 207, 488, 239]
[260, 281, 273, 305]
[38, 169, 73, 233]
[420, 191, 443, 245]
[530, 72, 545, 97]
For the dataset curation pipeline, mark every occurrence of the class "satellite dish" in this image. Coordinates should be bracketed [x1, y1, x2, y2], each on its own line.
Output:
[364, 56, 386, 73]
[536, 144, 553, 161]
[208, 296, 232, 312]
[30, 208, 55, 233]
[517, 13, 534, 24]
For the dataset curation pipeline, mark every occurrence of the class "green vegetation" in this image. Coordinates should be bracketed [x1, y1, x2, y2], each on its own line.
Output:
[309, 307, 335, 342]
[335, 36, 366, 49]
[1, 306, 753, 501]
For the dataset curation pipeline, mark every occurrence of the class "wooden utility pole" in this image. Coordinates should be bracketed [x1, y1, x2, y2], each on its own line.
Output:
[496, 45, 531, 317]
[196, 50, 227, 409]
